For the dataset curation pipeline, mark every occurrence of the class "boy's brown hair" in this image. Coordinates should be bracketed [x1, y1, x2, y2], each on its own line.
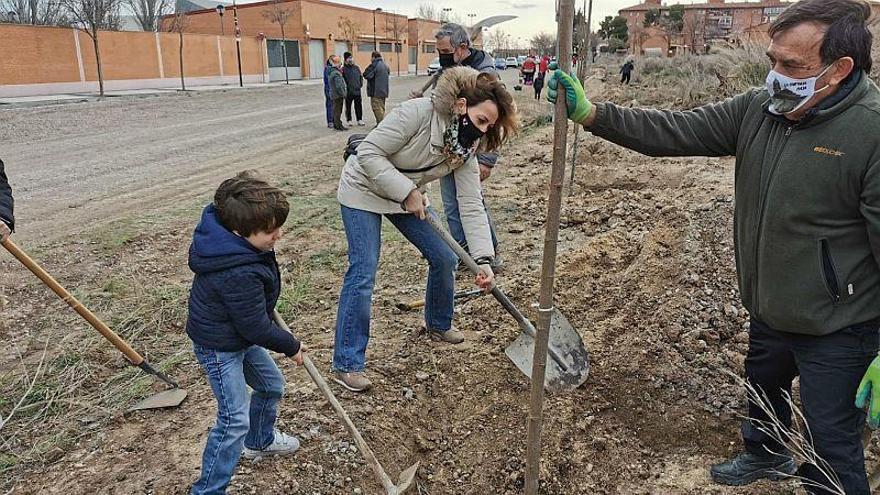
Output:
[214, 170, 289, 237]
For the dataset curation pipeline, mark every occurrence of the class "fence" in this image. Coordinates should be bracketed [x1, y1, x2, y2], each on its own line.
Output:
[0, 23, 267, 97]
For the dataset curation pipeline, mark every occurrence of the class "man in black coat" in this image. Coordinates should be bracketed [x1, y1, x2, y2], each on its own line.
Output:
[0, 159, 13, 243]
[363, 51, 390, 124]
[342, 52, 365, 127]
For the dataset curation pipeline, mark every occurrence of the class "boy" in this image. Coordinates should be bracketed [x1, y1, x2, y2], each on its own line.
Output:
[0, 158, 13, 242]
[187, 171, 304, 495]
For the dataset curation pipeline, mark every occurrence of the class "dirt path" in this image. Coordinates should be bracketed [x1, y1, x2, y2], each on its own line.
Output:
[0, 71, 818, 494]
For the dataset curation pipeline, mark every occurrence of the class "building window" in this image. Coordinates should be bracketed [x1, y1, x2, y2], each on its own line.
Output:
[357, 42, 374, 52]
[395, 43, 403, 53]
[380, 42, 392, 52]
[422, 43, 435, 53]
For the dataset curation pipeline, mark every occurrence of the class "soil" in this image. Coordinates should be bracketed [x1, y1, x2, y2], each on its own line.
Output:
[0, 67, 850, 494]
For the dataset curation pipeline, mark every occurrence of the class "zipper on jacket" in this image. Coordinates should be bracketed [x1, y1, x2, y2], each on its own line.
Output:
[752, 124, 795, 317]
[820, 239, 841, 303]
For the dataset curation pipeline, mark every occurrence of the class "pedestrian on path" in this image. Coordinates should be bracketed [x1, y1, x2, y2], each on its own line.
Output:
[328, 55, 347, 131]
[533, 71, 545, 100]
[0, 159, 14, 243]
[332, 67, 518, 393]
[322, 56, 334, 129]
[549, 0, 880, 492]
[342, 52, 365, 127]
[363, 51, 390, 124]
[620, 59, 634, 84]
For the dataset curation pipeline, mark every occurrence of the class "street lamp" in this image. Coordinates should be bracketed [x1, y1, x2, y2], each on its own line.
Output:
[373, 7, 382, 51]
[232, 0, 243, 87]
[215, 4, 225, 36]
[441, 7, 452, 23]
[467, 13, 476, 26]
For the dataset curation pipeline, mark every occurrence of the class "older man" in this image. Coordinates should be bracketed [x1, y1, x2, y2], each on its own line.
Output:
[550, 1, 879, 493]
[422, 23, 503, 271]
[0, 159, 13, 243]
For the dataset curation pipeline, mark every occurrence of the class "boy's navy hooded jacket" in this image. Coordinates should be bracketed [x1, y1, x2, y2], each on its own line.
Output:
[0, 159, 14, 231]
[186, 204, 300, 356]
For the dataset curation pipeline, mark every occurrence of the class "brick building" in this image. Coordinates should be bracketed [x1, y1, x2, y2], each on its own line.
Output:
[620, 0, 880, 56]
[169, 0, 450, 81]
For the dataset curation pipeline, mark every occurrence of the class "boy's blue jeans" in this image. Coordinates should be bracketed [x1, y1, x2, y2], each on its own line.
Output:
[191, 344, 285, 495]
[440, 173, 499, 255]
[333, 205, 457, 372]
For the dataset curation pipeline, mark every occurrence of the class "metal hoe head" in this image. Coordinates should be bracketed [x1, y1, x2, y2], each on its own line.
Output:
[128, 387, 188, 412]
[504, 309, 590, 393]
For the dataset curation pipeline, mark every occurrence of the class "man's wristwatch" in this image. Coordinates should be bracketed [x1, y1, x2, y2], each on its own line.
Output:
[474, 256, 493, 266]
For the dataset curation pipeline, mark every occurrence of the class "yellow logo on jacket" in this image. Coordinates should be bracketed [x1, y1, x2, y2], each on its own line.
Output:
[813, 146, 845, 157]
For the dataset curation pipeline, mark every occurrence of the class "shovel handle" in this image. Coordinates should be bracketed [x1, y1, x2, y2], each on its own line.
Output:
[272, 310, 399, 493]
[423, 214, 569, 371]
[2, 238, 145, 366]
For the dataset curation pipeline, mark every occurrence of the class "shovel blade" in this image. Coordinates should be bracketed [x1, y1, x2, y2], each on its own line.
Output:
[127, 388, 188, 412]
[392, 461, 420, 494]
[504, 309, 589, 393]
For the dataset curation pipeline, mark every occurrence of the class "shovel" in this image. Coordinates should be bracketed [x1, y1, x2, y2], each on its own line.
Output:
[423, 213, 590, 393]
[2, 238, 187, 411]
[395, 288, 484, 311]
[272, 310, 419, 494]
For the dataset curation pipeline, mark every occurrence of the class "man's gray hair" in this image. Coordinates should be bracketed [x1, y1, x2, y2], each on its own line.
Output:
[435, 23, 471, 47]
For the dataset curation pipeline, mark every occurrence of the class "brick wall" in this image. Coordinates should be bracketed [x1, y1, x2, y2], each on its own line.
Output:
[0, 23, 265, 97]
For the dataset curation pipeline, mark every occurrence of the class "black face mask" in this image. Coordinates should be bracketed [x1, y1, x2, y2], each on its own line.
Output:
[457, 111, 485, 149]
[439, 52, 456, 68]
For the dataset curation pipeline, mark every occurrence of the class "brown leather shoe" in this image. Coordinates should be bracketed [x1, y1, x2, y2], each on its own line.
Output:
[426, 325, 465, 344]
[333, 371, 372, 392]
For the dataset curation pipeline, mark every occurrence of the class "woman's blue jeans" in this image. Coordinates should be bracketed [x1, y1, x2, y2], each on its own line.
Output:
[333, 205, 458, 372]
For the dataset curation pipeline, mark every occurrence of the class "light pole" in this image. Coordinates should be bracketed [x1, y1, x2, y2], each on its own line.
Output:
[441, 7, 452, 23]
[467, 13, 476, 27]
[373, 7, 382, 51]
[215, 4, 225, 35]
[232, 0, 243, 87]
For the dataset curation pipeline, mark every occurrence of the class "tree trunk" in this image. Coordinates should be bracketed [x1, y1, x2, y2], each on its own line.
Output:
[93, 32, 105, 97]
[179, 31, 186, 91]
[281, 24, 289, 84]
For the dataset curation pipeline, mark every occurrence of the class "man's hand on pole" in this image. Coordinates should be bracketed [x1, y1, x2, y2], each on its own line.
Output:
[403, 189, 428, 220]
[546, 62, 594, 126]
[0, 221, 10, 243]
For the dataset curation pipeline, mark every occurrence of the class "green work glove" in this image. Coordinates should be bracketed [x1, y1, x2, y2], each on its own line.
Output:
[856, 355, 880, 428]
[546, 62, 593, 124]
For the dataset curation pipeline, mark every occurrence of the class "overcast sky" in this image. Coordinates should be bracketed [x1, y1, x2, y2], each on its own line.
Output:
[281, 0, 738, 43]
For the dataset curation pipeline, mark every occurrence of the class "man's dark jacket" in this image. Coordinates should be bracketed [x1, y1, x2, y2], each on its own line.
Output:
[363, 57, 390, 98]
[186, 204, 300, 356]
[343, 63, 363, 97]
[0, 159, 13, 231]
[589, 72, 880, 336]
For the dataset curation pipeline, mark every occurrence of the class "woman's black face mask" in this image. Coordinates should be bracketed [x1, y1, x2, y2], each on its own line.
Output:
[457, 110, 485, 149]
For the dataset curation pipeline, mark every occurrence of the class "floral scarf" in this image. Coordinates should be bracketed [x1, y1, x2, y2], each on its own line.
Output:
[441, 115, 477, 168]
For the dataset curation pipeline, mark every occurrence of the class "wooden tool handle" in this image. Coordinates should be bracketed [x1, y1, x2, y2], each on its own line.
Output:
[272, 310, 397, 493]
[2, 238, 144, 365]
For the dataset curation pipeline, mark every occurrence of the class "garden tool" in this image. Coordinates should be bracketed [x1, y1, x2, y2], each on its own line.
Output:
[395, 288, 484, 311]
[423, 213, 590, 393]
[272, 310, 419, 495]
[1, 238, 187, 411]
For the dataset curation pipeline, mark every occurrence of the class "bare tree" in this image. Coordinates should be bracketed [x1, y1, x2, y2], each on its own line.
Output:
[415, 3, 439, 21]
[384, 12, 406, 76]
[337, 16, 359, 53]
[127, 0, 168, 32]
[530, 31, 556, 56]
[682, 10, 706, 54]
[61, 0, 121, 96]
[168, 11, 188, 90]
[263, 0, 294, 84]
[1, 0, 68, 25]
[486, 27, 511, 57]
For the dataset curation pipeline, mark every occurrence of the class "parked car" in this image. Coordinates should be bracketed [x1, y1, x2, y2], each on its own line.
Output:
[516, 55, 527, 66]
[494, 57, 507, 70]
[427, 58, 441, 75]
[505, 57, 518, 68]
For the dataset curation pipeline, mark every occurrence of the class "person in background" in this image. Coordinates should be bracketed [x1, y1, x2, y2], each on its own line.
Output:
[322, 56, 334, 129]
[327, 55, 347, 131]
[620, 59, 634, 85]
[533, 70, 545, 100]
[342, 52, 365, 127]
[363, 51, 390, 125]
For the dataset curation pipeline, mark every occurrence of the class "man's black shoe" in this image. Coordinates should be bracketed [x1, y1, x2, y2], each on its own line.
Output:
[710, 451, 797, 486]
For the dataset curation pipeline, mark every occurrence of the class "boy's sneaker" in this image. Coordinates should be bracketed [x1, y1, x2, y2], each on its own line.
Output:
[242, 429, 300, 460]
[426, 325, 465, 344]
[334, 371, 372, 392]
[346, 120, 353, 127]
[358, 120, 366, 126]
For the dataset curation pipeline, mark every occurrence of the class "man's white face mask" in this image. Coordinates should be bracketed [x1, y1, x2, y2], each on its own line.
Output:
[765, 62, 835, 115]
